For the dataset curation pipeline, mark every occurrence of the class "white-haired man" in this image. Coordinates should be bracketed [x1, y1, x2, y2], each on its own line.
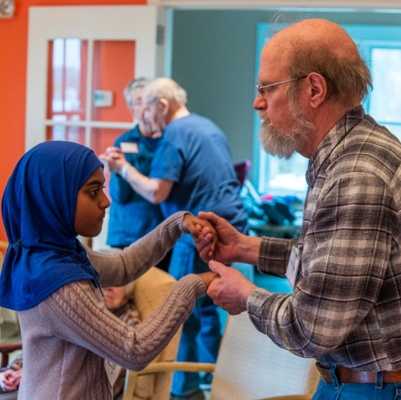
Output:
[100, 78, 248, 400]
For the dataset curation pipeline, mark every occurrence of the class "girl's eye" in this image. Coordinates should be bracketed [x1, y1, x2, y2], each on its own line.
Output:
[89, 185, 105, 197]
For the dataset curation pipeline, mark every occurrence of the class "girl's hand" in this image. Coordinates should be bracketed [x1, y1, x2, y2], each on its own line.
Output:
[198, 271, 220, 288]
[182, 214, 218, 253]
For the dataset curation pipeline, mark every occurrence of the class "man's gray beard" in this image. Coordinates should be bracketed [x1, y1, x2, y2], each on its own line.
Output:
[259, 100, 315, 159]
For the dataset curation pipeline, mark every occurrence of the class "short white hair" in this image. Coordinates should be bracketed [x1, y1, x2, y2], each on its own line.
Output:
[123, 77, 151, 106]
[144, 77, 187, 106]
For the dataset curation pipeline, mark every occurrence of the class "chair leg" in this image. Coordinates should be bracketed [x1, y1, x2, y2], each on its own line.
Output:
[123, 370, 138, 400]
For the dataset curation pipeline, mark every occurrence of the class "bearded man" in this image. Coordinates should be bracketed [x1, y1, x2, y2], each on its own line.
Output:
[195, 18, 401, 400]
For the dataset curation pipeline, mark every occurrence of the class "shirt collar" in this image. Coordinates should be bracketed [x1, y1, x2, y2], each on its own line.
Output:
[306, 106, 366, 187]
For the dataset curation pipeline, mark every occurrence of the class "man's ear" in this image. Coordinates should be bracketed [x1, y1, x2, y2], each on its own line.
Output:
[158, 98, 169, 116]
[307, 73, 327, 108]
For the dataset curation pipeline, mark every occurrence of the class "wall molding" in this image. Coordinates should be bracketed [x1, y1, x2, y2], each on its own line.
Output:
[148, 0, 401, 11]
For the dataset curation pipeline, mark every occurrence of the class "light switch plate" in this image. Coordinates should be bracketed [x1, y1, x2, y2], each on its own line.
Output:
[93, 90, 113, 108]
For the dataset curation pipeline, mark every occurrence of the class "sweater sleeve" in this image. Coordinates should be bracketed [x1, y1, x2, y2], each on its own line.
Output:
[40, 275, 206, 371]
[85, 211, 186, 287]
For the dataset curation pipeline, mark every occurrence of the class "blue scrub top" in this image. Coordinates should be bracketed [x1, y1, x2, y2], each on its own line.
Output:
[150, 113, 248, 233]
[107, 126, 165, 247]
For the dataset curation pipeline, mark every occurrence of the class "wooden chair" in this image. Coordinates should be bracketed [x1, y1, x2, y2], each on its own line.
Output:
[127, 311, 319, 400]
[122, 267, 183, 400]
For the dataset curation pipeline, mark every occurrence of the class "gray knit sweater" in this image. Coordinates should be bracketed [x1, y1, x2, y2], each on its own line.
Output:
[17, 212, 206, 400]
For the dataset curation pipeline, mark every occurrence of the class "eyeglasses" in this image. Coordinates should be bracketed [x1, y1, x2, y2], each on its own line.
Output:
[256, 75, 308, 96]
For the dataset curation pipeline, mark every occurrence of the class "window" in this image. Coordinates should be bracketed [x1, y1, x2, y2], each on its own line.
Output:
[254, 23, 401, 198]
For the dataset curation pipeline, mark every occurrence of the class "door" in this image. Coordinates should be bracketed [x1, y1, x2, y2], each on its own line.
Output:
[26, 5, 166, 152]
[26, 5, 166, 249]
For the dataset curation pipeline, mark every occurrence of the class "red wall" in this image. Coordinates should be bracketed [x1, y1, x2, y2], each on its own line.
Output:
[0, 0, 146, 242]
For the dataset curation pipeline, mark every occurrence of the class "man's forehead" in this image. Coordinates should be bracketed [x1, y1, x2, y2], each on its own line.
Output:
[260, 40, 291, 74]
[263, 35, 291, 58]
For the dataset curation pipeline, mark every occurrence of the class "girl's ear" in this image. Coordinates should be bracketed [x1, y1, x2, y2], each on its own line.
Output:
[158, 98, 169, 116]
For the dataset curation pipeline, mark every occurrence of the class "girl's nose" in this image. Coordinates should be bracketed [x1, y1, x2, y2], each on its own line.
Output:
[101, 192, 111, 209]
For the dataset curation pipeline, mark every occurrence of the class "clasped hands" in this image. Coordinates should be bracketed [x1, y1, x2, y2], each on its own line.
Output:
[0, 368, 22, 392]
[99, 147, 129, 175]
[98, 147, 257, 315]
[184, 212, 257, 315]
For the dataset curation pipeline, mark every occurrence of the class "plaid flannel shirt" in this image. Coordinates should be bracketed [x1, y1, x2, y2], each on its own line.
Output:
[248, 106, 401, 371]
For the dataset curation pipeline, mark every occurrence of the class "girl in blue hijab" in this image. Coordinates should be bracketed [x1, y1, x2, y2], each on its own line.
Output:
[1, 140, 105, 311]
[0, 141, 217, 400]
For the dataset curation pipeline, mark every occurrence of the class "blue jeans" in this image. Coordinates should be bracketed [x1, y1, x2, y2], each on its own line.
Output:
[170, 235, 222, 396]
[313, 366, 401, 400]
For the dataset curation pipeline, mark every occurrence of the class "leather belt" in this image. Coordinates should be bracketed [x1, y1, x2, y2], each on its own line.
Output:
[316, 362, 401, 384]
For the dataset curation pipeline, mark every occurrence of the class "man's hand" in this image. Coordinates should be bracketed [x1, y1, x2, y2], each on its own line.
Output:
[207, 260, 257, 315]
[196, 212, 262, 266]
[195, 212, 243, 263]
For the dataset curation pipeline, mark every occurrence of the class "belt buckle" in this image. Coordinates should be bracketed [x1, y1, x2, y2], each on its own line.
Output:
[316, 362, 333, 384]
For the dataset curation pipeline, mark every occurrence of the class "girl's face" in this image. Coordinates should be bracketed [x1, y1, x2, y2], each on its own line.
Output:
[74, 167, 110, 237]
[103, 286, 127, 311]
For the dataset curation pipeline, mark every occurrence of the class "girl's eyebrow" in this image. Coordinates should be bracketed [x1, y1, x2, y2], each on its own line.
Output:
[84, 179, 104, 187]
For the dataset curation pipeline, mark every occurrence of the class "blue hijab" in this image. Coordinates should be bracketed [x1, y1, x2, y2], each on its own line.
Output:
[0, 141, 103, 311]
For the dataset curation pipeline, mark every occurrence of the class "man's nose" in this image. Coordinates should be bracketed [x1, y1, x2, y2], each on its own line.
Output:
[253, 94, 267, 111]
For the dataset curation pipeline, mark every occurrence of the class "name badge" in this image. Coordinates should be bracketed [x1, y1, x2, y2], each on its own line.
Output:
[104, 359, 122, 387]
[120, 142, 139, 153]
[285, 246, 300, 288]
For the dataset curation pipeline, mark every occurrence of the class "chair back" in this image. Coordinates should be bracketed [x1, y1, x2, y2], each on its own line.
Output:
[210, 311, 319, 400]
[123, 267, 181, 400]
[234, 160, 251, 187]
